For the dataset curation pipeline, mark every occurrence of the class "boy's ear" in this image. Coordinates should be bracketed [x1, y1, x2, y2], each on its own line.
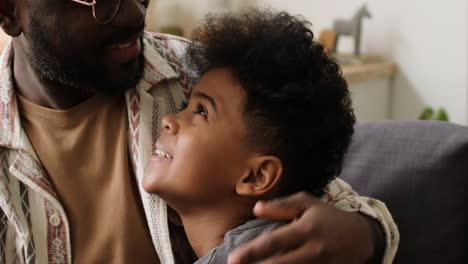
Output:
[236, 156, 283, 197]
[0, 0, 22, 37]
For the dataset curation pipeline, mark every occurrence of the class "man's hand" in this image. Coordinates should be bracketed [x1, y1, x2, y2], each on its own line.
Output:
[227, 192, 378, 264]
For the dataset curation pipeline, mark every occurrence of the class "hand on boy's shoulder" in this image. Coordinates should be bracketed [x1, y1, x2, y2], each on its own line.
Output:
[227, 192, 377, 264]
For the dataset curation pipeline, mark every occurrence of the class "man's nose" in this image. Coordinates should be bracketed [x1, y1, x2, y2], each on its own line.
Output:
[161, 114, 179, 135]
[111, 0, 148, 27]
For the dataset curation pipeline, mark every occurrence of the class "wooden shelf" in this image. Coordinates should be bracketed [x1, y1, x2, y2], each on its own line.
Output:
[336, 55, 397, 84]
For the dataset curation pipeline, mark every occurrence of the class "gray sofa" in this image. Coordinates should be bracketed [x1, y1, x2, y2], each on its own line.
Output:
[340, 120, 468, 263]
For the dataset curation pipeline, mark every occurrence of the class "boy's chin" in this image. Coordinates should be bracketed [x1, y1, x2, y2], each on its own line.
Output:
[141, 176, 174, 204]
[141, 175, 160, 194]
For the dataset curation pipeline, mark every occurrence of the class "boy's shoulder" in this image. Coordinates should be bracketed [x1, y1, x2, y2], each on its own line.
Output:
[195, 219, 286, 264]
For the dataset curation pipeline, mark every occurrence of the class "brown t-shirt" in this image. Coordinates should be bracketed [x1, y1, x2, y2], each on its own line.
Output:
[18, 93, 160, 264]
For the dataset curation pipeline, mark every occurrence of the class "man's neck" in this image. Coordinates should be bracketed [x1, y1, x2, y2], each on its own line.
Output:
[176, 202, 255, 259]
[12, 44, 94, 110]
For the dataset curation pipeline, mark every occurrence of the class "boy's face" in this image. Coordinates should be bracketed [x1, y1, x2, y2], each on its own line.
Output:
[143, 68, 254, 208]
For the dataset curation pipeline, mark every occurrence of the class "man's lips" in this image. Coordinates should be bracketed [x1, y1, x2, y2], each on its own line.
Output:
[110, 39, 139, 49]
[104, 32, 143, 63]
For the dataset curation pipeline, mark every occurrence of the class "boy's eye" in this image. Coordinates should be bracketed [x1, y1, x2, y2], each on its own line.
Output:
[194, 104, 207, 118]
[179, 100, 188, 111]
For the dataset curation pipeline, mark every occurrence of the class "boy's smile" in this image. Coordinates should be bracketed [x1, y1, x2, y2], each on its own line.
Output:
[143, 68, 255, 212]
[153, 144, 174, 160]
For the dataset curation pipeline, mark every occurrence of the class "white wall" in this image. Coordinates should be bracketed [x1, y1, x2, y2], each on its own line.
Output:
[146, 0, 259, 37]
[256, 0, 468, 125]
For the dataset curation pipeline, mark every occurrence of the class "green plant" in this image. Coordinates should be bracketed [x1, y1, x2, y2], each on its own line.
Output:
[418, 107, 449, 121]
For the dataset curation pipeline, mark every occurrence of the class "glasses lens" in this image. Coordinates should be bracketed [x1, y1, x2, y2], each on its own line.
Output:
[93, 0, 121, 24]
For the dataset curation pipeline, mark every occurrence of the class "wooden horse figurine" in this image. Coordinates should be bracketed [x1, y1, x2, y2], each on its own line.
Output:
[333, 4, 372, 56]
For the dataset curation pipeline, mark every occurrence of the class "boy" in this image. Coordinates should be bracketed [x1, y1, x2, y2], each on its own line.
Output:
[143, 9, 356, 263]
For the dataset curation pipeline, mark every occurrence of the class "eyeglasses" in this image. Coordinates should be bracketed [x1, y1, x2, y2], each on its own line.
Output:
[70, 0, 145, 25]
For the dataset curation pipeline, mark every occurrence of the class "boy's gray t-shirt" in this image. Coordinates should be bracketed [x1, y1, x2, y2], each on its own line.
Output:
[194, 219, 285, 264]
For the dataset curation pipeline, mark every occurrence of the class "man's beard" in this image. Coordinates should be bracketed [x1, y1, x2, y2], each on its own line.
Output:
[26, 16, 145, 96]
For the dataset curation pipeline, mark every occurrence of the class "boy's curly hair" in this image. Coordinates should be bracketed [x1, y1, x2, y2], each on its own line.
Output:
[186, 9, 355, 197]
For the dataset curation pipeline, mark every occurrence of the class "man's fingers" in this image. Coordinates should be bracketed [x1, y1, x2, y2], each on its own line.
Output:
[254, 192, 320, 220]
[227, 222, 307, 264]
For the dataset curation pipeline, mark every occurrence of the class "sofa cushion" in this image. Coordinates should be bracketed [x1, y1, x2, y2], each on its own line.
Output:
[340, 120, 468, 264]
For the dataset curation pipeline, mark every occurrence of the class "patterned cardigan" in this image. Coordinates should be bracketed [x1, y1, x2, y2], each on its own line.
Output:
[0, 32, 399, 264]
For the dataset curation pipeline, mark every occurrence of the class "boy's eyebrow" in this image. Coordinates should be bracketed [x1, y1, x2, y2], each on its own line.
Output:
[193, 91, 218, 112]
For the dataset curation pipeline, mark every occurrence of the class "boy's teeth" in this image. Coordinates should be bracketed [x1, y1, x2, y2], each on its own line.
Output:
[155, 149, 172, 159]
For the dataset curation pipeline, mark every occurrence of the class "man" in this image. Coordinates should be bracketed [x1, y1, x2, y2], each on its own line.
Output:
[0, 0, 398, 263]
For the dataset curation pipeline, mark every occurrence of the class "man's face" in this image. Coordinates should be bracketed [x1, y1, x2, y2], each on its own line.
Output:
[18, 0, 149, 94]
[143, 68, 254, 209]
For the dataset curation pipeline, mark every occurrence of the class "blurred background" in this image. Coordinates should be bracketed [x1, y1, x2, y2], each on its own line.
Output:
[146, 0, 468, 125]
[0, 0, 465, 125]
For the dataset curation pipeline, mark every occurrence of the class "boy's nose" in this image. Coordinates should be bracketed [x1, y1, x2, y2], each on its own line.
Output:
[161, 115, 179, 135]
